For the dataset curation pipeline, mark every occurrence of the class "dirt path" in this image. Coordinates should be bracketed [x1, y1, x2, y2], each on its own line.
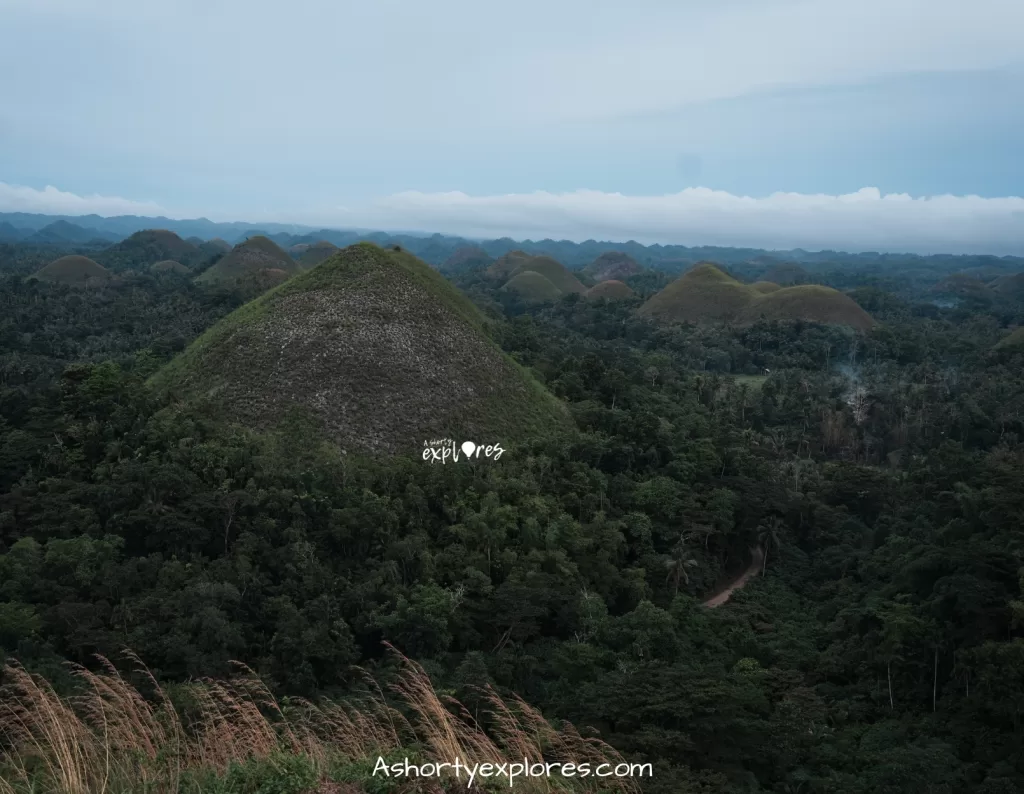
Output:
[702, 545, 764, 608]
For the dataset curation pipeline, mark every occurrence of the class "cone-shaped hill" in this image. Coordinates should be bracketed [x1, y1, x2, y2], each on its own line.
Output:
[582, 251, 641, 282]
[502, 270, 564, 302]
[751, 281, 782, 294]
[296, 240, 340, 268]
[640, 263, 874, 330]
[490, 252, 586, 297]
[32, 255, 112, 286]
[586, 280, 635, 300]
[488, 251, 585, 294]
[150, 259, 191, 275]
[196, 236, 300, 284]
[153, 243, 571, 456]
[105, 229, 200, 266]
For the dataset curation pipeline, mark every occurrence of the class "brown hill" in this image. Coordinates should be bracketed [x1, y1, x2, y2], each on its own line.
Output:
[153, 243, 571, 456]
[150, 259, 190, 275]
[196, 236, 300, 285]
[297, 241, 340, 268]
[639, 263, 754, 323]
[582, 251, 642, 282]
[739, 285, 875, 330]
[32, 255, 112, 286]
[586, 280, 635, 300]
[640, 262, 874, 330]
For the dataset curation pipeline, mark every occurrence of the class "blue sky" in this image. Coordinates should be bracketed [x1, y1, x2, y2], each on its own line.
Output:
[1, 0, 1022, 253]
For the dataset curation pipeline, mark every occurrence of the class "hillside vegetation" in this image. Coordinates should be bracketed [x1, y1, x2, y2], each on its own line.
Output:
[441, 245, 494, 273]
[150, 259, 190, 274]
[582, 251, 642, 282]
[640, 262, 875, 330]
[196, 235, 300, 285]
[0, 647, 634, 794]
[760, 262, 810, 284]
[31, 255, 112, 286]
[154, 243, 571, 455]
[296, 240, 340, 268]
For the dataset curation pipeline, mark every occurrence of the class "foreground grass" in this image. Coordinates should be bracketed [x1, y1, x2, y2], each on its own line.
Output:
[0, 646, 639, 794]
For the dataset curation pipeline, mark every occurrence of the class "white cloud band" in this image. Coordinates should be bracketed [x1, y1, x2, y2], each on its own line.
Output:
[0, 182, 165, 218]
[353, 187, 1024, 255]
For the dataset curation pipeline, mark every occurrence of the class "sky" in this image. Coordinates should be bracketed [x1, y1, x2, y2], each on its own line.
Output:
[1, 0, 1022, 254]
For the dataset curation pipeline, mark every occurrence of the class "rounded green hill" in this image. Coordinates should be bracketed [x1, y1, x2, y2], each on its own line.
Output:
[153, 243, 572, 456]
[196, 235, 300, 284]
[640, 262, 874, 330]
[297, 240, 340, 268]
[106, 229, 199, 265]
[640, 263, 754, 323]
[32, 255, 112, 286]
[751, 281, 782, 293]
[493, 253, 585, 296]
[502, 270, 564, 302]
[740, 285, 875, 329]
[586, 280, 635, 300]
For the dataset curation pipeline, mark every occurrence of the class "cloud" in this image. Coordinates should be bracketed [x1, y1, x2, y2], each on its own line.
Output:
[344, 187, 1024, 255]
[0, 182, 166, 217]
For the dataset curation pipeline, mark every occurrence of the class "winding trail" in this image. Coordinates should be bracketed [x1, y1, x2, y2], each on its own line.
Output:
[702, 546, 764, 608]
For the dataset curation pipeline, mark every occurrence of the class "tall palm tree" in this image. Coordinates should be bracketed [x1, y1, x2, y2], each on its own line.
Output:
[757, 516, 784, 576]
[664, 542, 699, 595]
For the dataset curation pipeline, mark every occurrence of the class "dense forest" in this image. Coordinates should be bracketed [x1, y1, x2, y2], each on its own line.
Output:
[1, 233, 1024, 793]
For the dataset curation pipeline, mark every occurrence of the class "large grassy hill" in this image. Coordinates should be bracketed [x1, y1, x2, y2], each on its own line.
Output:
[31, 255, 112, 286]
[196, 235, 300, 284]
[103, 229, 200, 268]
[640, 262, 875, 330]
[154, 243, 571, 455]
[502, 270, 564, 302]
[506, 257, 586, 295]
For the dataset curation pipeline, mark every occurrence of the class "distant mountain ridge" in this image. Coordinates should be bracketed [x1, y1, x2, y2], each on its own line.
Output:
[3, 211, 1023, 276]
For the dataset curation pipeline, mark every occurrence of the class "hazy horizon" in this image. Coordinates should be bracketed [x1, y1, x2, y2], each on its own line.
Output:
[2, 0, 1022, 255]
